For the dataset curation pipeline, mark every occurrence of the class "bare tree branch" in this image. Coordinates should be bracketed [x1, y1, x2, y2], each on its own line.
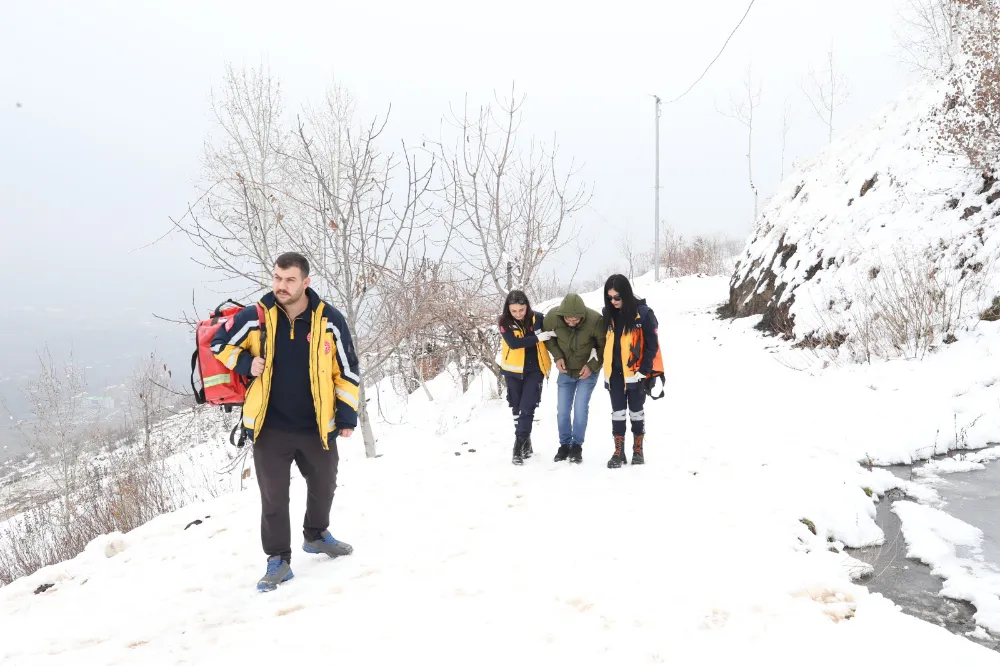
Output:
[802, 48, 850, 143]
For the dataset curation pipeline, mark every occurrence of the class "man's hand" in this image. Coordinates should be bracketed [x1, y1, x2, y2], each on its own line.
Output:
[579, 365, 592, 380]
[251, 356, 265, 377]
[555, 359, 567, 373]
[338, 428, 354, 438]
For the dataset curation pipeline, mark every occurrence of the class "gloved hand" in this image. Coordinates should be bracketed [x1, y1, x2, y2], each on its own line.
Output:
[535, 330, 556, 342]
[633, 371, 646, 380]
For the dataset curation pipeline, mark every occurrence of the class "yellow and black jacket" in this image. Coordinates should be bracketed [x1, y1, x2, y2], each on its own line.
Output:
[499, 312, 552, 377]
[210, 288, 360, 448]
[602, 301, 662, 388]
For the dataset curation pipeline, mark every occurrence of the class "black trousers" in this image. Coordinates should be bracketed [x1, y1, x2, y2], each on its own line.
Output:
[505, 370, 544, 437]
[253, 427, 339, 562]
[608, 373, 646, 436]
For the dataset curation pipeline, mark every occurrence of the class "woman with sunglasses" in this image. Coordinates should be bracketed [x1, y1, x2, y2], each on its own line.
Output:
[498, 290, 555, 465]
[602, 274, 662, 468]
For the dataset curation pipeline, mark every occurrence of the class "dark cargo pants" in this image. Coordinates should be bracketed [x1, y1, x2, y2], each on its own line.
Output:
[505, 370, 544, 437]
[608, 373, 646, 436]
[253, 427, 339, 562]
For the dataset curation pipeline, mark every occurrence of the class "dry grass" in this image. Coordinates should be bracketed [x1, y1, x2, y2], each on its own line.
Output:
[806, 244, 994, 364]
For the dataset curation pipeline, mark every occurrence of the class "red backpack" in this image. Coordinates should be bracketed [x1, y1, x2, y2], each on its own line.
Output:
[190, 300, 265, 412]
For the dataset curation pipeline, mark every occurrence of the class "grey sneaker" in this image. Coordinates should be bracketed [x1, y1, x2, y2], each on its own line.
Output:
[303, 530, 354, 558]
[257, 555, 293, 592]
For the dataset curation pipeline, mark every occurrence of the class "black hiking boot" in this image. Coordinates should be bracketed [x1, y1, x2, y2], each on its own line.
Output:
[607, 435, 627, 469]
[569, 445, 583, 464]
[554, 445, 570, 462]
[522, 435, 533, 459]
[632, 434, 645, 465]
[512, 436, 526, 465]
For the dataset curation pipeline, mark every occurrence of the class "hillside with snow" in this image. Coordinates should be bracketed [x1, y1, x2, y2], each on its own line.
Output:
[3, 274, 1000, 663]
[725, 79, 1000, 355]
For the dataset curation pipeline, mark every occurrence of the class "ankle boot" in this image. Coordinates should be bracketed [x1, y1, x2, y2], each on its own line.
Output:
[632, 434, 645, 465]
[512, 436, 526, 465]
[607, 435, 627, 469]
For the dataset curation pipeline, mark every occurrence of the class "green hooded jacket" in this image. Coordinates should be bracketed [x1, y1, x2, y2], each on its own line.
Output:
[543, 293, 604, 379]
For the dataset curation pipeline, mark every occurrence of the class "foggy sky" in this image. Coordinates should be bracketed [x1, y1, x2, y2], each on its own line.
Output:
[1, 0, 920, 341]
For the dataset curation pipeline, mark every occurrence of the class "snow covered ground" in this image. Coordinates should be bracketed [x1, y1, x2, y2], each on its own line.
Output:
[2, 274, 999, 663]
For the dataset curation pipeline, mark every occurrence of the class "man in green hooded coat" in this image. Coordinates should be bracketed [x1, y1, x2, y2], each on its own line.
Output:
[543, 293, 604, 463]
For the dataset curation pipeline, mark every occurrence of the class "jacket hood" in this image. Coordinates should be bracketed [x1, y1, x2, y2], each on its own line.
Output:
[554, 293, 588, 319]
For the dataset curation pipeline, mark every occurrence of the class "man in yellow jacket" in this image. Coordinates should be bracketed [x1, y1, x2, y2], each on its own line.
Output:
[211, 252, 361, 591]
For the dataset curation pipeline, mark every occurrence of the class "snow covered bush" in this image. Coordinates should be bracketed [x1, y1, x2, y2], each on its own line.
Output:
[935, 0, 1000, 173]
[0, 428, 223, 586]
[802, 243, 994, 362]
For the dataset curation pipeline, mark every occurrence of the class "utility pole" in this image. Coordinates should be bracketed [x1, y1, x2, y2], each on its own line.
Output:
[654, 94, 661, 282]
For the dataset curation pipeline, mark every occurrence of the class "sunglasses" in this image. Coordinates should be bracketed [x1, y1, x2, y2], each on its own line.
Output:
[509, 297, 527, 305]
[608, 294, 622, 302]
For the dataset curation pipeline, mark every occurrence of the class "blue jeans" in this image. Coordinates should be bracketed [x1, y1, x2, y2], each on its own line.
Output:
[556, 372, 599, 446]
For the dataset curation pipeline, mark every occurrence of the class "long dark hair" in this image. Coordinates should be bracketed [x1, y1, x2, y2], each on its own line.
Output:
[498, 290, 535, 331]
[603, 274, 639, 332]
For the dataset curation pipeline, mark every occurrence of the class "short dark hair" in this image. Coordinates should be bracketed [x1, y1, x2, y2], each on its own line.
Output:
[275, 252, 309, 277]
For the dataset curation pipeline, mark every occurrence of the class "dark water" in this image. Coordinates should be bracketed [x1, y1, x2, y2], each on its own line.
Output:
[847, 460, 1000, 651]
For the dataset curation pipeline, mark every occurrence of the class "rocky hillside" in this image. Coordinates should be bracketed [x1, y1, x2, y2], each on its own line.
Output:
[723, 79, 1000, 358]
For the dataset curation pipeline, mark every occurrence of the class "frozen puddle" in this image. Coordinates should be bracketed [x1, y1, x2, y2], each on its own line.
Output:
[848, 454, 1000, 651]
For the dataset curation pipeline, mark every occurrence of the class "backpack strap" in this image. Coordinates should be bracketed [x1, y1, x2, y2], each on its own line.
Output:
[231, 302, 268, 449]
[255, 303, 267, 357]
[190, 350, 205, 404]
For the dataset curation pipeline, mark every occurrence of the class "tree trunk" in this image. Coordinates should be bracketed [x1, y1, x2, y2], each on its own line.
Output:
[414, 357, 434, 401]
[357, 382, 377, 458]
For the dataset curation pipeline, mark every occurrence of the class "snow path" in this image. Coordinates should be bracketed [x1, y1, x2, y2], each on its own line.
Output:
[1, 276, 997, 664]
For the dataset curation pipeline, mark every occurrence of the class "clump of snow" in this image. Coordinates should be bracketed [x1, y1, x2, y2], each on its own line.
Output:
[917, 446, 1000, 479]
[916, 457, 987, 477]
[83, 531, 128, 559]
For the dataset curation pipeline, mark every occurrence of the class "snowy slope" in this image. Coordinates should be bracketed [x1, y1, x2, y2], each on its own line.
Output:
[3, 274, 1000, 663]
[725, 79, 1000, 346]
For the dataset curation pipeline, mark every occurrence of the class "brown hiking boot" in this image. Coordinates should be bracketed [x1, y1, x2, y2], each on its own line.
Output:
[632, 434, 645, 465]
[607, 435, 627, 469]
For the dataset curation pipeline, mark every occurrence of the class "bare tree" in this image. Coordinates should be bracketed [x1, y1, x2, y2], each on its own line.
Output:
[618, 230, 643, 280]
[286, 92, 451, 457]
[127, 352, 180, 460]
[174, 63, 290, 293]
[895, 0, 965, 74]
[934, 0, 1000, 173]
[431, 85, 591, 300]
[11, 349, 94, 537]
[175, 65, 452, 457]
[781, 98, 794, 181]
[717, 67, 762, 222]
[803, 49, 851, 143]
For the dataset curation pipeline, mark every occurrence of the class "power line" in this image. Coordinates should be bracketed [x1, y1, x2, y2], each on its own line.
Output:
[664, 0, 757, 105]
